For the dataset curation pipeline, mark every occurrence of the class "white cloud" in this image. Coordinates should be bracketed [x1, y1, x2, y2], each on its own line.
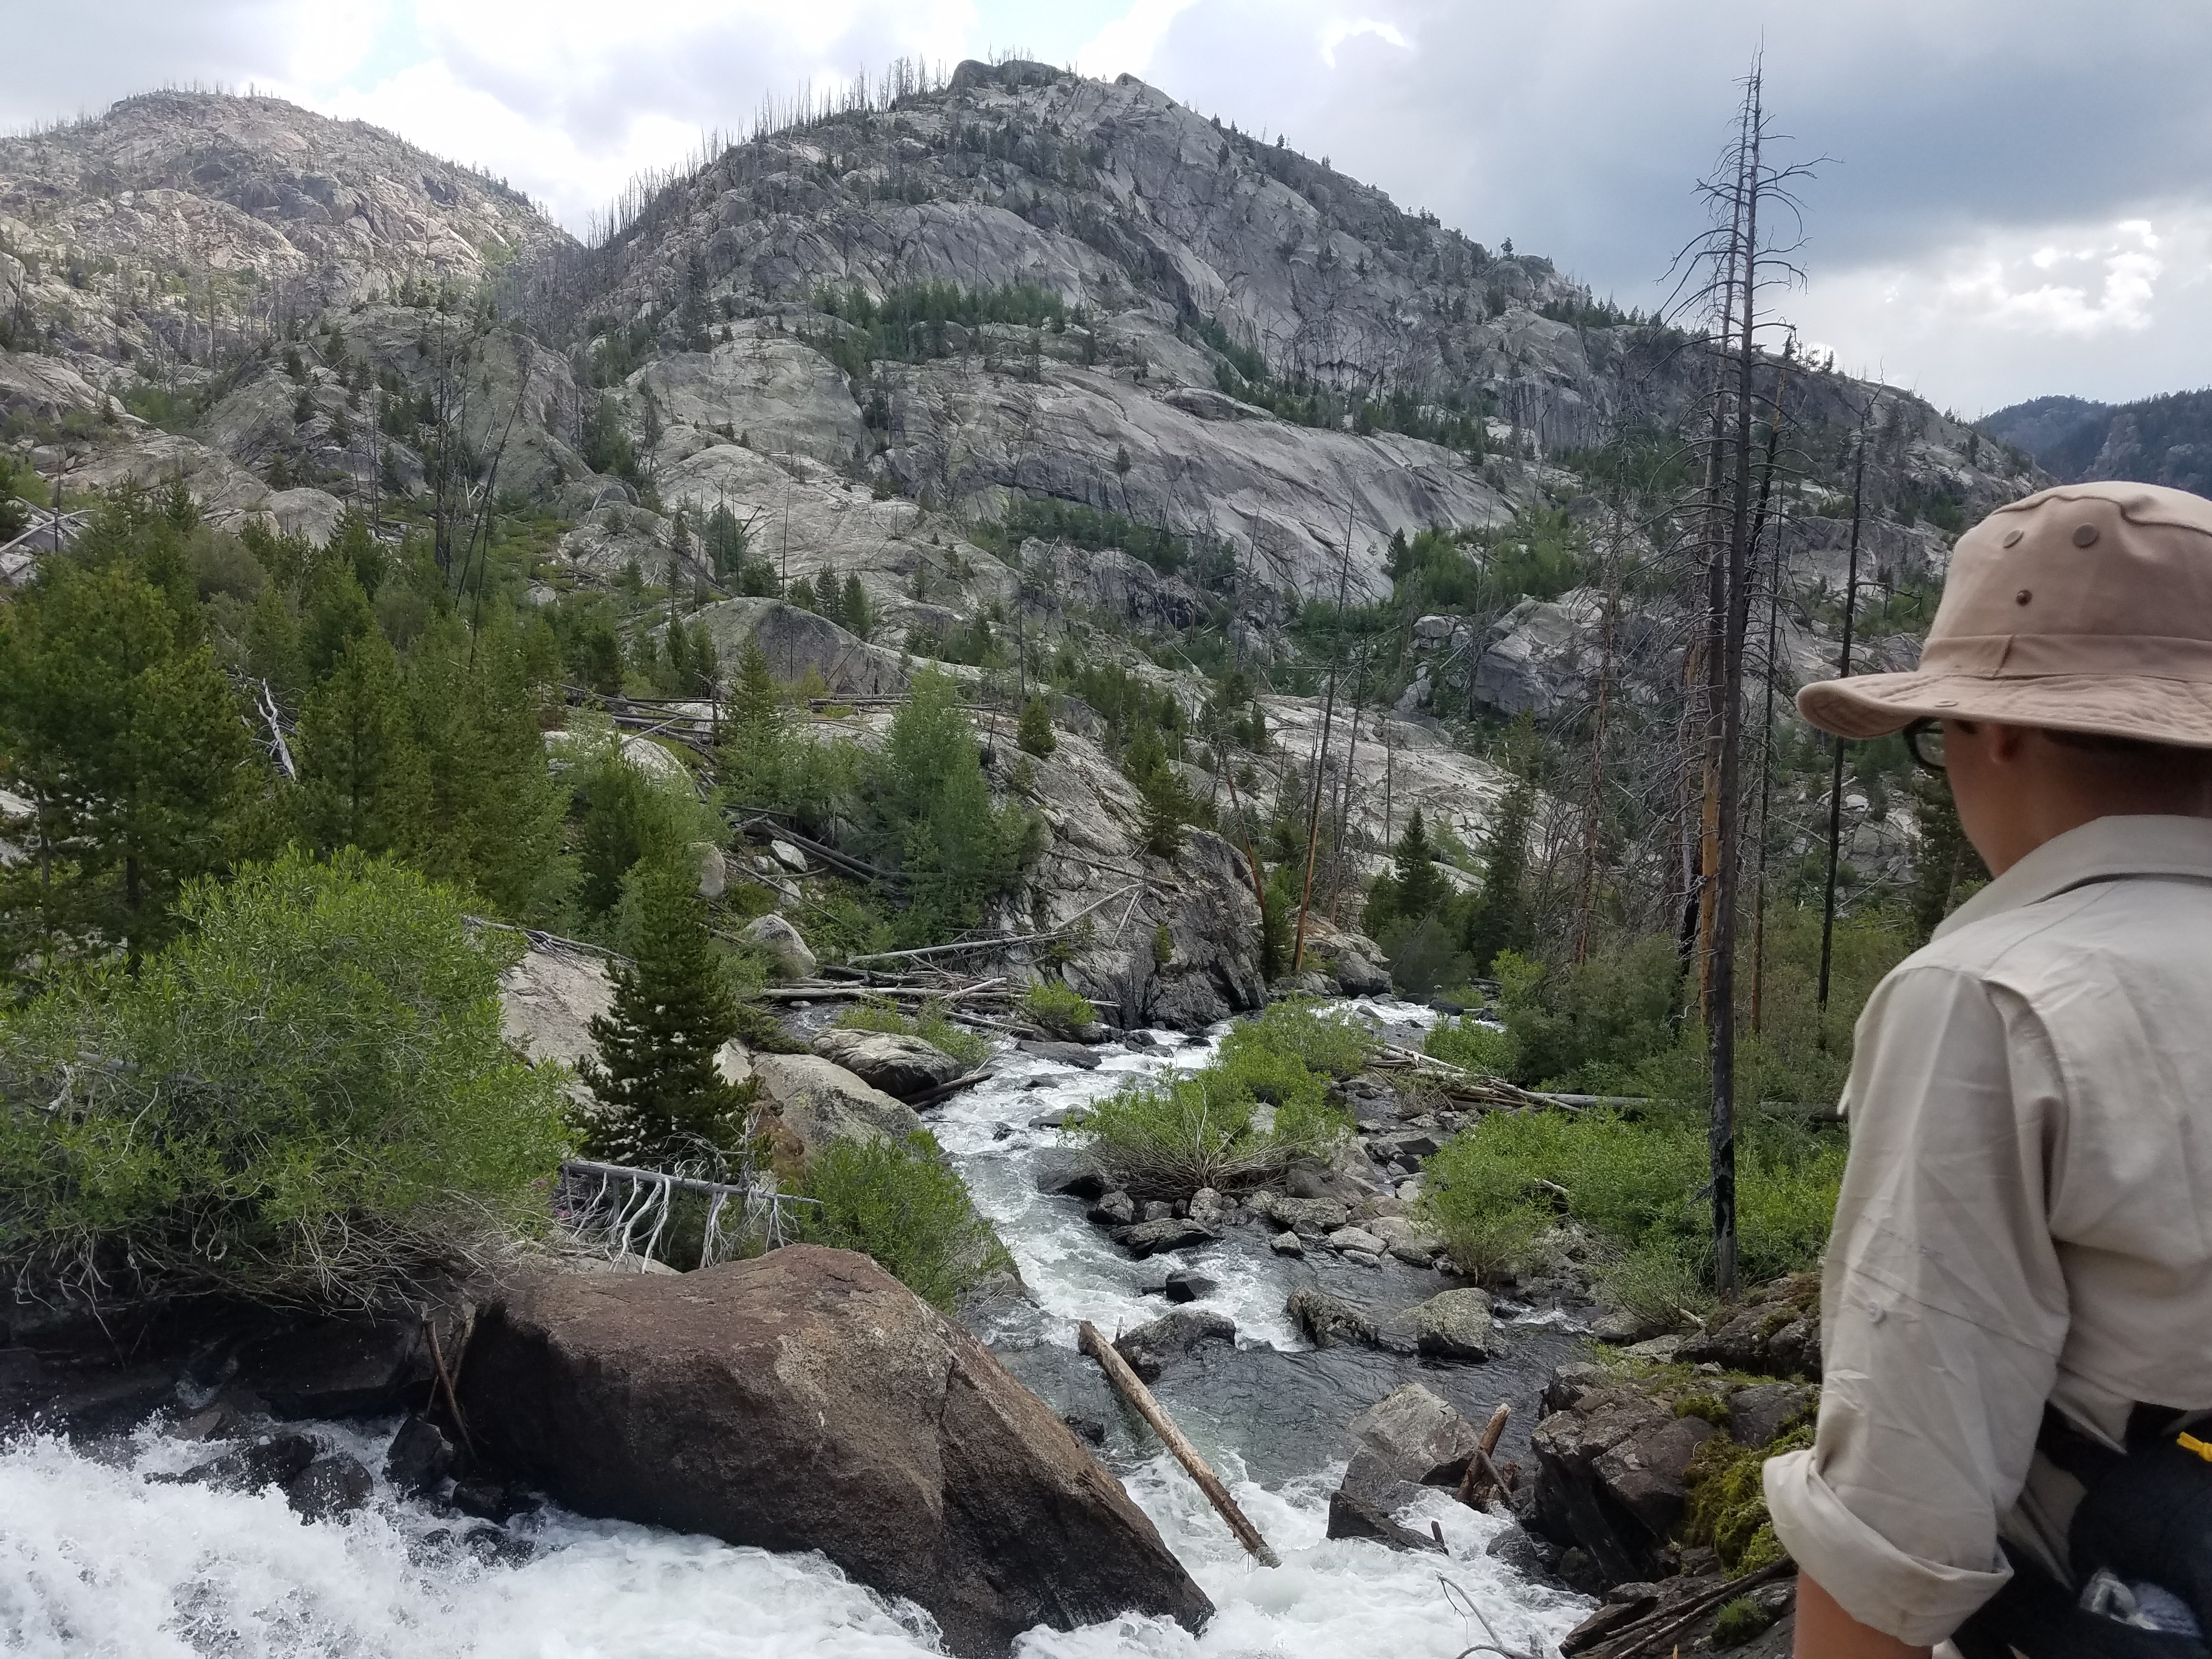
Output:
[1317, 17, 1410, 67]
[1074, 0, 1203, 80]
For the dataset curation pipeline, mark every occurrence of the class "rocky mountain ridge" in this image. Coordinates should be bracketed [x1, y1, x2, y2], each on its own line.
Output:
[1979, 387, 2212, 494]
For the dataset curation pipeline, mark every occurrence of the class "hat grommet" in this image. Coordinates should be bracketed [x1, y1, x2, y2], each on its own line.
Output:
[2002, 529, 2024, 548]
[2016, 589, 2032, 605]
[2073, 524, 2100, 548]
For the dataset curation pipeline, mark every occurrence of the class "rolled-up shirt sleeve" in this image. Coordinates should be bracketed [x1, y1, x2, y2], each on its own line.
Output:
[1764, 964, 2070, 1646]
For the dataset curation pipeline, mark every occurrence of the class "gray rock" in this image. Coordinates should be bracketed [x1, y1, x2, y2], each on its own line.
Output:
[1592, 1413, 1719, 1538]
[811, 1028, 965, 1099]
[740, 913, 817, 980]
[751, 1053, 925, 1158]
[1114, 1217, 1218, 1258]
[1365, 1214, 1443, 1266]
[1161, 1268, 1217, 1304]
[1413, 1288, 1499, 1362]
[1346, 1384, 1487, 1488]
[384, 1414, 454, 1496]
[1285, 1287, 1378, 1350]
[1620, 1335, 1684, 1364]
[1485, 1521, 1551, 1577]
[286, 1453, 374, 1520]
[1033, 1150, 1109, 1199]
[1185, 1187, 1227, 1231]
[1086, 1191, 1136, 1227]
[155, 1431, 319, 1494]
[1339, 1248, 1385, 1269]
[1268, 1231, 1305, 1257]
[1325, 1486, 1443, 1553]
[1254, 1192, 1350, 1236]
[1592, 1307, 1672, 1345]
[769, 838, 810, 873]
[1112, 1309, 1235, 1382]
[1729, 1382, 1815, 1448]
[1019, 1040, 1102, 1069]
[1326, 1226, 1387, 1256]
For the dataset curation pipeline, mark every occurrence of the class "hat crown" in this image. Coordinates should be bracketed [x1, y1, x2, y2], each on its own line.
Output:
[1931, 482, 2212, 652]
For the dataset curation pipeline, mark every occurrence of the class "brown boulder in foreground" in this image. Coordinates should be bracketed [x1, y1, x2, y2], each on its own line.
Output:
[460, 1246, 1212, 1656]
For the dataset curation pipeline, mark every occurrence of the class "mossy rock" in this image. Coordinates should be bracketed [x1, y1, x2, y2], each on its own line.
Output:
[1712, 1595, 1779, 1649]
[1682, 1422, 1812, 1572]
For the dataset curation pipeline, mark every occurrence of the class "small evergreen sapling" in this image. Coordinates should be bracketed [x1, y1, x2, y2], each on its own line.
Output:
[1017, 695, 1056, 758]
[583, 856, 750, 1169]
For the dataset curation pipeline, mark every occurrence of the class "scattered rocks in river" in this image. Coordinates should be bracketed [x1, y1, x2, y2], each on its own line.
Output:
[1347, 1384, 1489, 1489]
[1018, 1040, 1101, 1069]
[1185, 1188, 1227, 1231]
[1326, 1226, 1387, 1257]
[1252, 1192, 1350, 1237]
[1324, 1485, 1444, 1553]
[459, 1246, 1214, 1658]
[286, 1453, 374, 1519]
[810, 1029, 965, 1100]
[1111, 1309, 1236, 1382]
[1161, 1268, 1218, 1304]
[1032, 1150, 1109, 1199]
[1268, 1231, 1304, 1257]
[384, 1413, 455, 1496]
[1029, 1105, 1093, 1127]
[1113, 1216, 1219, 1257]
[1086, 1191, 1137, 1227]
[1285, 1288, 1379, 1350]
[1413, 1289, 1500, 1362]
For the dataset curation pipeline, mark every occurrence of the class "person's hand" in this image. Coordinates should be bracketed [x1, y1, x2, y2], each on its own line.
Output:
[1796, 1573, 1933, 1659]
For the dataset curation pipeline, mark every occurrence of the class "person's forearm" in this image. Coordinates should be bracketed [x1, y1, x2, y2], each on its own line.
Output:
[1795, 1573, 1933, 1659]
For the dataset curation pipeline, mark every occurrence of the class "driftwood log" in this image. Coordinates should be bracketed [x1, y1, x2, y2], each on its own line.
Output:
[1077, 1320, 1280, 1568]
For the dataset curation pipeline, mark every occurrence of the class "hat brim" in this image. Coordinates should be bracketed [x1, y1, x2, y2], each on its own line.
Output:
[1797, 670, 2212, 749]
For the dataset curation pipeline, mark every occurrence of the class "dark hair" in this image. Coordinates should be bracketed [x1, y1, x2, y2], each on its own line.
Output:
[2041, 727, 2210, 760]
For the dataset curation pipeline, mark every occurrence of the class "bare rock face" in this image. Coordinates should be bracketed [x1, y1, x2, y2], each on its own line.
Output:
[460, 1249, 1214, 1656]
[694, 596, 915, 700]
[498, 943, 614, 1101]
[750, 1053, 925, 1156]
[811, 1028, 966, 1099]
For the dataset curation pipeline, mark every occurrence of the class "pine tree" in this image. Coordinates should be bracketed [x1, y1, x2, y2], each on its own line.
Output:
[1017, 695, 1057, 758]
[1378, 807, 1449, 928]
[300, 567, 376, 683]
[0, 561, 257, 978]
[583, 856, 748, 1168]
[814, 568, 843, 626]
[1137, 764, 1193, 859]
[295, 631, 425, 857]
[842, 574, 872, 641]
[1463, 774, 1534, 974]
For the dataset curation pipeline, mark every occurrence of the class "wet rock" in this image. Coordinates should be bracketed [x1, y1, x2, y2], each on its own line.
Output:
[1485, 1521, 1553, 1577]
[1086, 1191, 1137, 1227]
[1365, 1214, 1443, 1266]
[461, 1249, 1212, 1657]
[1029, 1105, 1093, 1127]
[450, 1476, 528, 1521]
[1112, 1309, 1235, 1382]
[1269, 1231, 1304, 1256]
[231, 1315, 432, 1419]
[385, 1413, 455, 1496]
[1185, 1188, 1227, 1231]
[286, 1453, 374, 1519]
[1113, 1216, 1219, 1258]
[460, 1523, 537, 1567]
[156, 1430, 319, 1493]
[1325, 1486, 1443, 1553]
[1413, 1289, 1499, 1362]
[173, 1402, 245, 1442]
[1285, 1288, 1378, 1350]
[751, 1054, 925, 1158]
[811, 1029, 965, 1099]
[1529, 1382, 1715, 1584]
[1326, 1226, 1387, 1256]
[1729, 1382, 1815, 1448]
[1161, 1268, 1218, 1304]
[1254, 1193, 1350, 1237]
[1019, 1040, 1101, 1069]
[1340, 1248, 1385, 1269]
[1346, 1384, 1488, 1488]
[1542, 1361, 1613, 1417]
[1062, 1414, 1106, 1446]
[1138, 1200, 1177, 1223]
[1033, 1150, 1110, 1200]
[740, 912, 817, 980]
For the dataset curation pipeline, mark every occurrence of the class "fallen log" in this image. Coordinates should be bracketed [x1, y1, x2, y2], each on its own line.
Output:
[906, 1068, 994, 1109]
[1076, 1319, 1280, 1568]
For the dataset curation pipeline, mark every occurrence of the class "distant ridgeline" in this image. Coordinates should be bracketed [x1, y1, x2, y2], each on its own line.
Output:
[1979, 389, 2212, 494]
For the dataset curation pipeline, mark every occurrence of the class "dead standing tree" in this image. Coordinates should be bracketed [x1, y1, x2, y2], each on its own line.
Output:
[1664, 64, 1821, 1299]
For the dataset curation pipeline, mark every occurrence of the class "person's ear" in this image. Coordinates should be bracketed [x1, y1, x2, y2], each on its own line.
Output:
[1986, 722, 2032, 764]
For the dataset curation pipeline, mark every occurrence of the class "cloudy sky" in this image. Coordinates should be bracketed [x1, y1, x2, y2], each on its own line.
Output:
[7, 0, 2208, 416]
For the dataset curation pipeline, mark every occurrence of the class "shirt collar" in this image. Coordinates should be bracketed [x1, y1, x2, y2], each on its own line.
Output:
[1933, 814, 2212, 941]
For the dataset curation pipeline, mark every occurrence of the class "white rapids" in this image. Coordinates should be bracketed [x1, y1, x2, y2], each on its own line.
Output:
[0, 1000, 1592, 1658]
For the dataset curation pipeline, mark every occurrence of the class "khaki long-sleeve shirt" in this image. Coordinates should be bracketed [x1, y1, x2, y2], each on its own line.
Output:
[1764, 814, 2212, 1645]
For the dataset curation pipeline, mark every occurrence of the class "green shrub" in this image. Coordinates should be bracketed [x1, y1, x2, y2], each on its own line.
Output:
[833, 995, 991, 1069]
[1419, 1103, 1844, 1297]
[798, 1131, 1008, 1310]
[1022, 978, 1096, 1036]
[1423, 1015, 1515, 1075]
[0, 848, 572, 1310]
[1710, 1596, 1777, 1649]
[1017, 696, 1056, 758]
[1221, 998, 1371, 1079]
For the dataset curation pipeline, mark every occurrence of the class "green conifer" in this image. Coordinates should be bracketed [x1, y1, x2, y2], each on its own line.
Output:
[583, 856, 748, 1168]
[1017, 695, 1057, 758]
[295, 631, 425, 857]
[842, 574, 872, 640]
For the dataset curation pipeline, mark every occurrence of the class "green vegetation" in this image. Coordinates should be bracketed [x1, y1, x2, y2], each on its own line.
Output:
[1017, 696, 1057, 758]
[967, 494, 1223, 581]
[0, 849, 571, 1310]
[832, 995, 991, 1070]
[809, 279, 1070, 381]
[1685, 1420, 1814, 1575]
[1021, 978, 1097, 1037]
[581, 854, 753, 1169]
[798, 1131, 1009, 1309]
[1076, 1000, 1360, 1196]
[1419, 1103, 1844, 1312]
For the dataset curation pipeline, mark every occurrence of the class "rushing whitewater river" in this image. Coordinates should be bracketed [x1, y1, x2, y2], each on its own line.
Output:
[0, 1002, 1592, 1658]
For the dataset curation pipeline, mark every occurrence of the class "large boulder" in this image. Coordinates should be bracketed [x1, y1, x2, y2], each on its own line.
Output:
[812, 1028, 967, 1099]
[751, 1053, 925, 1156]
[741, 912, 818, 980]
[1412, 1288, 1499, 1362]
[1111, 1309, 1235, 1381]
[460, 1249, 1212, 1656]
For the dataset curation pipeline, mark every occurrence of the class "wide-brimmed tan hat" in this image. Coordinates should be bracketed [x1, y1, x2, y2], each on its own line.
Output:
[1797, 480, 2212, 748]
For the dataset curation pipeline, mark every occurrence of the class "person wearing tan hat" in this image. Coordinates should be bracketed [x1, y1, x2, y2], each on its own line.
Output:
[1761, 481, 2212, 1657]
